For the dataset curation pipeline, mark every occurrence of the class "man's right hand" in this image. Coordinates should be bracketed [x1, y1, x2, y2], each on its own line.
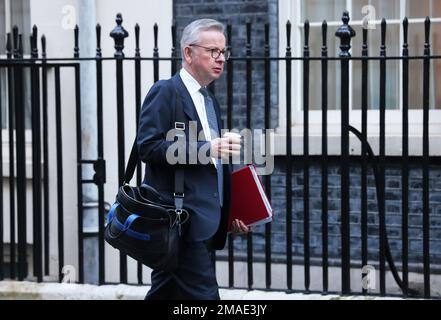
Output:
[210, 136, 241, 160]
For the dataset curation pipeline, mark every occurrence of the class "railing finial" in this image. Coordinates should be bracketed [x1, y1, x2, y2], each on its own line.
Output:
[335, 11, 356, 57]
[96, 24, 102, 58]
[6, 32, 12, 59]
[31, 25, 38, 58]
[41, 34, 46, 59]
[74, 24, 79, 58]
[135, 23, 140, 57]
[110, 13, 129, 58]
[424, 16, 431, 47]
[342, 10, 350, 25]
[13, 25, 19, 58]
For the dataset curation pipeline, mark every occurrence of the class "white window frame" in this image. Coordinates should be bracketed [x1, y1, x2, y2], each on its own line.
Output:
[274, 0, 441, 156]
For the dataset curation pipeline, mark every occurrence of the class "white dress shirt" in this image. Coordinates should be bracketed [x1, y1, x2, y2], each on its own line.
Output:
[180, 68, 214, 141]
[180, 68, 218, 166]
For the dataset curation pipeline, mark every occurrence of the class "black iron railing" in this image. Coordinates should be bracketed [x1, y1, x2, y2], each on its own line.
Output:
[0, 12, 440, 299]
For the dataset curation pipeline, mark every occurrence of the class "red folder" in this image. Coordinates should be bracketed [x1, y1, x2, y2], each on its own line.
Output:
[228, 165, 273, 231]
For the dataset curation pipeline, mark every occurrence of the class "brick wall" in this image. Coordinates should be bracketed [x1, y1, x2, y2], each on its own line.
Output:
[220, 158, 441, 270]
[173, 0, 279, 130]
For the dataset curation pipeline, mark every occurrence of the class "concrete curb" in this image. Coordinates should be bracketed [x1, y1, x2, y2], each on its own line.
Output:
[0, 281, 406, 300]
[0, 281, 146, 300]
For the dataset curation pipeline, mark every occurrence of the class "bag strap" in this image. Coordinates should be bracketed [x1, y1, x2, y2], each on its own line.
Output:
[172, 90, 186, 210]
[124, 87, 186, 210]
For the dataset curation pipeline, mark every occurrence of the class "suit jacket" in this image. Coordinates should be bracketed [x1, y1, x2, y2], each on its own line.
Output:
[137, 73, 231, 250]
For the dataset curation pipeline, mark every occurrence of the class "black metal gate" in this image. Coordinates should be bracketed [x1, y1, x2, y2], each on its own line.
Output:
[1, 12, 440, 299]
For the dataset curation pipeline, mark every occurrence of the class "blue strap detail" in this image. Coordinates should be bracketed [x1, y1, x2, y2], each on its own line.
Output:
[107, 202, 151, 241]
[122, 214, 140, 232]
[107, 202, 119, 224]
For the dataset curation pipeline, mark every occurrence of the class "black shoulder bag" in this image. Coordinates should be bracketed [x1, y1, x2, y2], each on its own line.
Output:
[104, 90, 189, 271]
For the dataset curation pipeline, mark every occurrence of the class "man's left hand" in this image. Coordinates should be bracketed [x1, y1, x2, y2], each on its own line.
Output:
[231, 219, 251, 234]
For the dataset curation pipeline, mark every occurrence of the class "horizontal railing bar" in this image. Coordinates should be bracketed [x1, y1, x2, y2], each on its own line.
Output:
[0, 57, 181, 62]
[197, 55, 441, 61]
[3, 56, 441, 64]
[299, 17, 441, 28]
[266, 155, 441, 164]
[79, 160, 100, 164]
[80, 180, 96, 184]
[0, 62, 79, 67]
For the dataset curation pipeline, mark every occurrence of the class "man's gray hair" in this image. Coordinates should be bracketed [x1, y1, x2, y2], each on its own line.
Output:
[180, 19, 225, 60]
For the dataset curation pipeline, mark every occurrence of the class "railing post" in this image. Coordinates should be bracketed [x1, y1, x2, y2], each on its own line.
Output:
[95, 22, 106, 286]
[335, 11, 355, 295]
[110, 13, 129, 283]
[285, 19, 293, 292]
[171, 22, 177, 76]
[12, 25, 27, 280]
[401, 17, 409, 298]
[0, 31, 3, 283]
[41, 34, 50, 277]
[303, 19, 311, 293]
[134, 22, 144, 285]
[321, 19, 329, 294]
[422, 16, 431, 299]
[6, 31, 16, 280]
[226, 21, 235, 289]
[226, 23, 233, 130]
[30, 24, 43, 282]
[379, 18, 387, 296]
[245, 20, 254, 290]
[264, 22, 272, 290]
[361, 23, 369, 296]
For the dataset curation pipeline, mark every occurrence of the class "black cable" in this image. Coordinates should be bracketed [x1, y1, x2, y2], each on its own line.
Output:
[349, 125, 419, 297]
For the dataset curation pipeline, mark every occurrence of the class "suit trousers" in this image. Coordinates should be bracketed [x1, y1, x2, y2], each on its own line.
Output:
[145, 240, 220, 300]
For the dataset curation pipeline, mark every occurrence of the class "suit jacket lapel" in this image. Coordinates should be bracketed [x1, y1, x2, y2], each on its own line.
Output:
[172, 74, 204, 138]
[172, 73, 225, 140]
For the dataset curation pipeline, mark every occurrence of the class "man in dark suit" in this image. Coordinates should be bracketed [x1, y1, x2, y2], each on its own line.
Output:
[137, 18, 249, 300]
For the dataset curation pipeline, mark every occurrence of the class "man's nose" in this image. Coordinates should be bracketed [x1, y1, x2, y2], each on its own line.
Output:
[216, 53, 226, 63]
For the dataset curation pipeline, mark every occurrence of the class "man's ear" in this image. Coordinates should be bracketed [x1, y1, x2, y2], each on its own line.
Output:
[183, 46, 192, 65]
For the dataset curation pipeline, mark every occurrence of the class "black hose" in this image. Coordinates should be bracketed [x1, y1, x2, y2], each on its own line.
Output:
[348, 125, 419, 297]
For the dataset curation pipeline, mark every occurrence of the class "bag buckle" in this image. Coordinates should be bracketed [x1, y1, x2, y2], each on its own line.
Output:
[175, 122, 185, 131]
[173, 192, 184, 198]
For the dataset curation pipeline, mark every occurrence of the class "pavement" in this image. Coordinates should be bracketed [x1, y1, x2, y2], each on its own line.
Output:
[0, 280, 405, 300]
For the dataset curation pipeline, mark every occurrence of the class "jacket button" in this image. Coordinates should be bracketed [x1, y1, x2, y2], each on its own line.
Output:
[213, 192, 218, 197]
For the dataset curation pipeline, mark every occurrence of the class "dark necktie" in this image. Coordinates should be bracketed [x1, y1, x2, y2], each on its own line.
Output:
[200, 87, 223, 207]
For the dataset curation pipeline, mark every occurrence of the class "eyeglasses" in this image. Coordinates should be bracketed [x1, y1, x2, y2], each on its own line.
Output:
[189, 44, 231, 60]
